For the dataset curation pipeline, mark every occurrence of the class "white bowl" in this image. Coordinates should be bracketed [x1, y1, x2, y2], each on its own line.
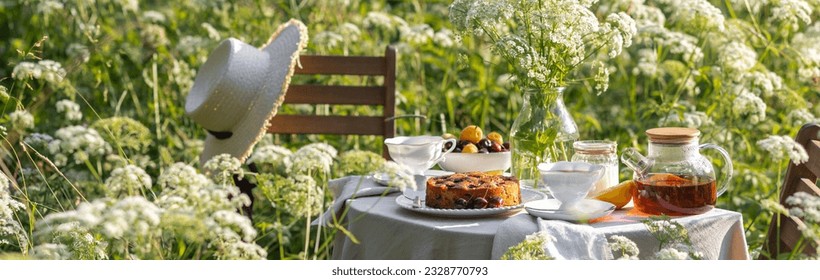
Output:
[437, 152, 512, 173]
[537, 161, 605, 210]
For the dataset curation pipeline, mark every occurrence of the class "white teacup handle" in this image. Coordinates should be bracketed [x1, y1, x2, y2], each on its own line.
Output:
[433, 139, 457, 164]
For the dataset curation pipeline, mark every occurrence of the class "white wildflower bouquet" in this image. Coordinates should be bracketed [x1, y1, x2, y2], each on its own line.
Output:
[449, 0, 637, 92]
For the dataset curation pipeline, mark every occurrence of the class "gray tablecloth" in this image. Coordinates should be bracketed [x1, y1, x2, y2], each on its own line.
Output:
[323, 176, 749, 260]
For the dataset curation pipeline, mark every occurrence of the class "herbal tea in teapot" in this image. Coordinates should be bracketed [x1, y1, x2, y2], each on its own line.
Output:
[633, 173, 717, 216]
[622, 127, 733, 216]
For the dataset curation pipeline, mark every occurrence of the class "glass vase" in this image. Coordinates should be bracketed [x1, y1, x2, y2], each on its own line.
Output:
[510, 86, 579, 188]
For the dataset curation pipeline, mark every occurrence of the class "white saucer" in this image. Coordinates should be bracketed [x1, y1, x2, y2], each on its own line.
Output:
[524, 199, 615, 222]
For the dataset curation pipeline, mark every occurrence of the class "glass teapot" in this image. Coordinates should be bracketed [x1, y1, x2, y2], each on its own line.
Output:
[621, 127, 733, 215]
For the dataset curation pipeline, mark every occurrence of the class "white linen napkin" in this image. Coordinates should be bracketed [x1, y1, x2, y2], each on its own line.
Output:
[538, 218, 614, 260]
[312, 176, 401, 226]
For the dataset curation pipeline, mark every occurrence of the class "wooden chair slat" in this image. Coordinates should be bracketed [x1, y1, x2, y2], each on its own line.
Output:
[761, 123, 820, 259]
[779, 216, 810, 252]
[295, 55, 386, 76]
[267, 115, 385, 135]
[794, 178, 820, 197]
[806, 140, 820, 176]
[283, 85, 385, 105]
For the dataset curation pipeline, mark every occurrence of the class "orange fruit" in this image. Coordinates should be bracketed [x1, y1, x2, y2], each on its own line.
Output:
[462, 143, 479, 153]
[592, 180, 636, 209]
[485, 170, 503, 175]
[647, 173, 687, 183]
[460, 125, 483, 143]
[487, 132, 503, 144]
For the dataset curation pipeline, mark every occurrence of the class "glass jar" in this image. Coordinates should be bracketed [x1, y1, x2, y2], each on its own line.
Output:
[571, 140, 619, 195]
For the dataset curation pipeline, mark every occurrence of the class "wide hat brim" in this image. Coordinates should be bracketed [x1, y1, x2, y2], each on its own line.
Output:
[199, 19, 308, 166]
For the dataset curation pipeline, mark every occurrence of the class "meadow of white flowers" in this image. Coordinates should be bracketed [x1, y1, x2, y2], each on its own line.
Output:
[0, 0, 818, 259]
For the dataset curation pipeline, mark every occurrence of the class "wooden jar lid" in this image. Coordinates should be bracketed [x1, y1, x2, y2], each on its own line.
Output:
[645, 127, 700, 144]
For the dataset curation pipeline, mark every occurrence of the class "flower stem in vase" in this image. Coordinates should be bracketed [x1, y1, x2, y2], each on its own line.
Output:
[510, 87, 578, 189]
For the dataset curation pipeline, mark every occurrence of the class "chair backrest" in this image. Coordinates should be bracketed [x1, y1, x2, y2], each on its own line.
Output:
[267, 46, 396, 159]
[761, 123, 820, 259]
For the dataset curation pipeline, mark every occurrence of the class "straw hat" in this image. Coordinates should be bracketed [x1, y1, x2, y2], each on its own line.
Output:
[186, 19, 308, 166]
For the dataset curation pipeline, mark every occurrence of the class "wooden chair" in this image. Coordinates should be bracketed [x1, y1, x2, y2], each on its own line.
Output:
[235, 46, 397, 221]
[761, 123, 820, 259]
[267, 46, 397, 159]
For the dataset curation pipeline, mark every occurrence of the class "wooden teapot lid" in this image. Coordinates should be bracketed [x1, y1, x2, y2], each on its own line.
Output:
[645, 127, 700, 144]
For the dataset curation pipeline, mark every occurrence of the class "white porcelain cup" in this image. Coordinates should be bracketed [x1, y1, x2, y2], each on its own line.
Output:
[384, 136, 457, 175]
[538, 161, 605, 210]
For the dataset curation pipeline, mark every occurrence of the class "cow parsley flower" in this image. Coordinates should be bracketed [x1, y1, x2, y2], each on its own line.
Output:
[141, 24, 168, 47]
[732, 89, 767, 124]
[39, 60, 67, 85]
[201, 23, 221, 41]
[12, 60, 66, 86]
[501, 231, 554, 260]
[602, 12, 637, 58]
[203, 153, 243, 184]
[31, 243, 72, 260]
[608, 235, 640, 260]
[1, 173, 28, 251]
[56, 99, 82, 121]
[34, 222, 108, 260]
[364, 11, 395, 29]
[453, 0, 635, 91]
[633, 48, 659, 76]
[592, 61, 611, 93]
[338, 23, 361, 42]
[654, 246, 691, 260]
[177, 36, 208, 57]
[13, 61, 39, 80]
[376, 161, 415, 191]
[642, 217, 703, 259]
[0, 85, 8, 101]
[141, 10, 166, 23]
[433, 28, 455, 47]
[212, 239, 267, 260]
[37, 0, 63, 15]
[637, 26, 703, 64]
[400, 24, 434, 45]
[335, 150, 384, 177]
[101, 197, 161, 239]
[104, 165, 152, 196]
[248, 144, 292, 174]
[757, 135, 809, 164]
[786, 192, 820, 223]
[792, 23, 820, 85]
[210, 210, 258, 243]
[660, 0, 725, 32]
[48, 125, 112, 166]
[9, 110, 34, 131]
[735, 70, 784, 98]
[158, 162, 211, 190]
[91, 117, 152, 153]
[269, 175, 322, 218]
[313, 31, 343, 49]
[787, 108, 819, 126]
[67, 43, 90, 63]
[116, 0, 139, 12]
[168, 59, 194, 90]
[719, 42, 757, 73]
[769, 0, 813, 31]
[630, 1, 667, 27]
[659, 111, 713, 128]
[23, 133, 53, 151]
[289, 145, 335, 176]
